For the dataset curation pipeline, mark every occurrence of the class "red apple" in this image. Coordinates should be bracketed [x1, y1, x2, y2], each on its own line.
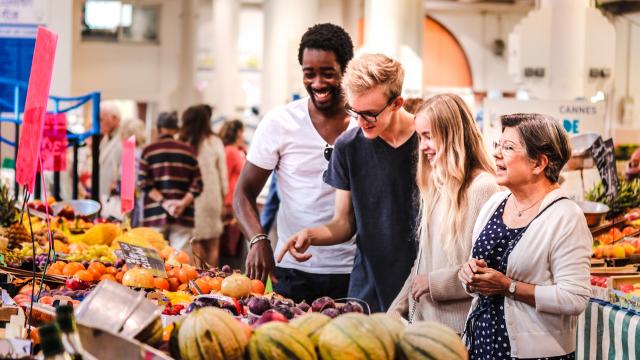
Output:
[251, 309, 289, 328]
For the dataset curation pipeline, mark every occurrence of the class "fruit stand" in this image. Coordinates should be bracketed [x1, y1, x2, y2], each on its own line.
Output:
[576, 179, 640, 359]
[0, 184, 467, 360]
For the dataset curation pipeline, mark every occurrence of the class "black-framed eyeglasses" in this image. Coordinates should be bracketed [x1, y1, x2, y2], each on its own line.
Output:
[324, 144, 333, 161]
[345, 97, 397, 123]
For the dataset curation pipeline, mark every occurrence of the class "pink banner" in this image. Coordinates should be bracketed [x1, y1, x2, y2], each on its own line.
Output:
[15, 27, 58, 193]
[121, 135, 136, 213]
[41, 113, 67, 171]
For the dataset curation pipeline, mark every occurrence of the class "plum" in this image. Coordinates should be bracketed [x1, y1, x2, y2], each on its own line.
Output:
[221, 265, 232, 274]
[247, 297, 271, 316]
[252, 309, 289, 328]
[65, 278, 89, 291]
[312, 296, 335, 312]
[274, 305, 294, 320]
[340, 301, 364, 314]
[297, 300, 311, 312]
[321, 308, 340, 318]
[290, 307, 305, 317]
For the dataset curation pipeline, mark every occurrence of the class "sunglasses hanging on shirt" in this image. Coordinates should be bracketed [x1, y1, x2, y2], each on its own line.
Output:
[324, 144, 333, 161]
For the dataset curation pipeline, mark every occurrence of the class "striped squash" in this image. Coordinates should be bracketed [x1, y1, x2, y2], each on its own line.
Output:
[399, 321, 468, 360]
[370, 313, 404, 342]
[178, 307, 248, 360]
[247, 322, 317, 360]
[318, 313, 395, 360]
[289, 313, 331, 347]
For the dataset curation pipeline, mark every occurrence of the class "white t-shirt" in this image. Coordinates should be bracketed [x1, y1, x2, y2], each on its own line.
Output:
[247, 98, 357, 274]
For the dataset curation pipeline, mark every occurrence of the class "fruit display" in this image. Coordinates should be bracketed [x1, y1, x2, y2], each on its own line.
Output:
[0, 186, 31, 250]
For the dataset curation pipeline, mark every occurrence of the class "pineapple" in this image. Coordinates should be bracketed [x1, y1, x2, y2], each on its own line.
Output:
[0, 185, 30, 249]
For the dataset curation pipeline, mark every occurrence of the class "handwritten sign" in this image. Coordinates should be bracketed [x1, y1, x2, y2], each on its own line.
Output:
[15, 26, 58, 193]
[41, 113, 67, 171]
[118, 241, 167, 278]
[121, 136, 135, 213]
[591, 136, 619, 201]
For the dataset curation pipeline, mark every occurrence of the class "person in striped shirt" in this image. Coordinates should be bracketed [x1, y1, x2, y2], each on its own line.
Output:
[139, 112, 203, 253]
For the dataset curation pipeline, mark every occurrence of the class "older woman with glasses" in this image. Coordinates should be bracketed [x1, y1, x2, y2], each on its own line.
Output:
[458, 113, 591, 359]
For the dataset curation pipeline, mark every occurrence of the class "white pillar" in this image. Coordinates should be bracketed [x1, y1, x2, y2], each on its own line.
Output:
[542, 0, 588, 99]
[175, 0, 201, 111]
[261, 0, 318, 113]
[211, 0, 240, 117]
[363, 0, 423, 97]
[48, 0, 72, 96]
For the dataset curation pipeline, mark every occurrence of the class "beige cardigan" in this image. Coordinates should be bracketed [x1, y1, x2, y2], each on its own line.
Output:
[194, 136, 228, 239]
[388, 172, 499, 333]
[465, 189, 591, 358]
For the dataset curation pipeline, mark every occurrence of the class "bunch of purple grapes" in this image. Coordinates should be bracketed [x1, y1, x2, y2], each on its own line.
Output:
[35, 254, 51, 271]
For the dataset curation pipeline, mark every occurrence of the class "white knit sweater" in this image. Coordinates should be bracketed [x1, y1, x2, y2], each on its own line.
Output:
[388, 171, 499, 333]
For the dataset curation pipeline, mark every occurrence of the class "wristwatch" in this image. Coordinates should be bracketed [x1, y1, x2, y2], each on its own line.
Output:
[507, 279, 517, 298]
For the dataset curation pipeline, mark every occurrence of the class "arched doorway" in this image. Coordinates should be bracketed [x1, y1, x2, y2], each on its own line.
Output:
[423, 16, 472, 88]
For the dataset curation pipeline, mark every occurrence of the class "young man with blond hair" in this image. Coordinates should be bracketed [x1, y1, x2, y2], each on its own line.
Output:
[278, 53, 418, 312]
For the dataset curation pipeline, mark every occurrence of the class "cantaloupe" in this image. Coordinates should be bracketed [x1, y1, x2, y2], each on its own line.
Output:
[289, 313, 331, 347]
[82, 223, 121, 246]
[318, 313, 395, 360]
[398, 321, 468, 360]
[178, 307, 248, 360]
[247, 322, 316, 360]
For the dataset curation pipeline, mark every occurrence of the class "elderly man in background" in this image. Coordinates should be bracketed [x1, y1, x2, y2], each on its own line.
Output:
[99, 101, 123, 204]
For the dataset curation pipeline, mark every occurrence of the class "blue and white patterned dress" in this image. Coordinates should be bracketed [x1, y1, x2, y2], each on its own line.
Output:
[469, 198, 574, 360]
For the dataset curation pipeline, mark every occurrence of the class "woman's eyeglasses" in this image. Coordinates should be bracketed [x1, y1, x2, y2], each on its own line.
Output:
[324, 144, 333, 161]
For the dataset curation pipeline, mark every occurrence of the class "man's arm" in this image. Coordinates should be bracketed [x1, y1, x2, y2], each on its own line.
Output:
[233, 161, 273, 283]
[277, 189, 355, 262]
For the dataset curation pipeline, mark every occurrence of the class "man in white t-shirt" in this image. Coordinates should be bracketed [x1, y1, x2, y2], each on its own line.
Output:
[233, 23, 356, 303]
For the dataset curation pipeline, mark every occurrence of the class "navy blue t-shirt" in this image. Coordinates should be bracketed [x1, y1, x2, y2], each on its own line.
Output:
[323, 127, 419, 312]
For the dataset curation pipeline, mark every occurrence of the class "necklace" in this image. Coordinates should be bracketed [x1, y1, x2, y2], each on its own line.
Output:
[512, 194, 545, 217]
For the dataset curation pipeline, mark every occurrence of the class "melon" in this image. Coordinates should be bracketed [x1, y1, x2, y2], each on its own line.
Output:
[178, 307, 248, 360]
[398, 321, 468, 360]
[289, 313, 331, 347]
[247, 322, 316, 360]
[318, 313, 395, 360]
[221, 273, 252, 299]
[370, 313, 404, 342]
[82, 223, 121, 246]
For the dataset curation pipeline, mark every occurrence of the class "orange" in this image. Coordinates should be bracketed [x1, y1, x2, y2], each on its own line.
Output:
[99, 274, 116, 282]
[46, 267, 62, 276]
[177, 283, 188, 292]
[174, 251, 190, 264]
[194, 278, 211, 294]
[154, 277, 170, 291]
[74, 270, 94, 282]
[168, 277, 180, 292]
[251, 279, 265, 295]
[115, 271, 125, 283]
[105, 266, 118, 275]
[62, 262, 84, 276]
[208, 277, 223, 292]
[178, 268, 197, 284]
[166, 268, 177, 278]
[88, 262, 107, 275]
[160, 247, 175, 260]
[88, 268, 101, 280]
[121, 264, 128, 272]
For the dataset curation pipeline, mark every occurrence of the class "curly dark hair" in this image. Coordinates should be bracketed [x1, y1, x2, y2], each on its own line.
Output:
[219, 119, 244, 146]
[178, 105, 214, 152]
[298, 23, 354, 73]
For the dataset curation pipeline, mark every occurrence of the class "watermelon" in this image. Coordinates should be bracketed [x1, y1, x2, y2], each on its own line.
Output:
[289, 313, 331, 347]
[247, 322, 317, 360]
[318, 313, 395, 360]
[177, 307, 248, 360]
[398, 321, 468, 360]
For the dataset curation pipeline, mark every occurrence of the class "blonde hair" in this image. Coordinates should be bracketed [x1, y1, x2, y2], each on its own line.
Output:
[416, 94, 494, 264]
[120, 118, 147, 146]
[342, 53, 404, 99]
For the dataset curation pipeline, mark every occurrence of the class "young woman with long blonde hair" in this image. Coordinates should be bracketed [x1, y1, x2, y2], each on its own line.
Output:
[388, 93, 498, 332]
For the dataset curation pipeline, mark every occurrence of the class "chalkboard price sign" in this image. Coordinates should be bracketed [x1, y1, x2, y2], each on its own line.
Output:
[591, 136, 619, 201]
[118, 241, 167, 278]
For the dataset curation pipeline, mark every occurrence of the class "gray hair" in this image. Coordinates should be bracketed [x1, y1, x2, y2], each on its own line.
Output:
[501, 113, 571, 183]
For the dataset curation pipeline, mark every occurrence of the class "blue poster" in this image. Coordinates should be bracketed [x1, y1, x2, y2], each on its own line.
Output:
[0, 24, 37, 113]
